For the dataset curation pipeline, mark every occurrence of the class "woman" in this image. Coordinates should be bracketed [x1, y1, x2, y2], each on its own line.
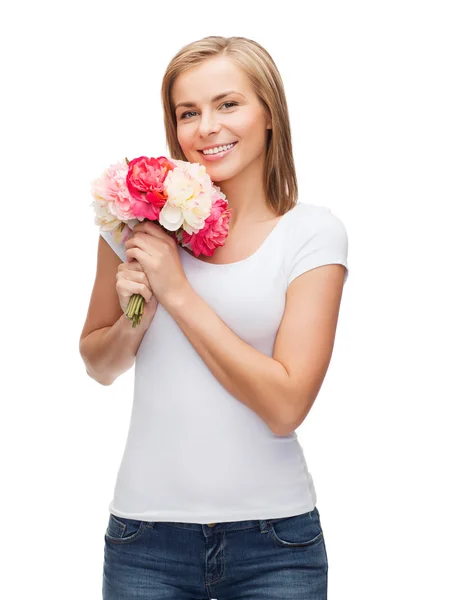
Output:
[80, 35, 349, 599]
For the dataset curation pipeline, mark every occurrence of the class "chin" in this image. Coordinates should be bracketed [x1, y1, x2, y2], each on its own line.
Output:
[203, 165, 240, 184]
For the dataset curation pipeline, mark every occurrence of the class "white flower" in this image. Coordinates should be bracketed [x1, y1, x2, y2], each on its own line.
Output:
[91, 199, 121, 232]
[160, 161, 213, 233]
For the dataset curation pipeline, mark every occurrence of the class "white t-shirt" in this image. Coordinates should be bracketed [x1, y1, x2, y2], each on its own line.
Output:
[99, 201, 349, 524]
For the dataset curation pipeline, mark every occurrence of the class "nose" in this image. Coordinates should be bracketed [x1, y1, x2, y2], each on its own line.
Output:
[198, 109, 220, 138]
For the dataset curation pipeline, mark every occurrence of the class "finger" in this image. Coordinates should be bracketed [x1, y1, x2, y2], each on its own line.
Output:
[127, 231, 159, 247]
[121, 258, 144, 270]
[117, 279, 152, 303]
[134, 220, 173, 244]
[119, 264, 152, 291]
[125, 246, 152, 265]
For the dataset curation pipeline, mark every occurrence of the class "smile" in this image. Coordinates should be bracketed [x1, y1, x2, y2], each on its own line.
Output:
[199, 142, 237, 161]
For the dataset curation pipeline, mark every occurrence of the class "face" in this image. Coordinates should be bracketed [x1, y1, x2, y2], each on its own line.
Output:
[172, 56, 272, 183]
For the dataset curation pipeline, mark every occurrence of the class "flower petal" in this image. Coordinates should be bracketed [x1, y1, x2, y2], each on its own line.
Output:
[159, 203, 184, 231]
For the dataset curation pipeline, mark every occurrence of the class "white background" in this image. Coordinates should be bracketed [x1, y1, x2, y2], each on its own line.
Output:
[1, 0, 448, 598]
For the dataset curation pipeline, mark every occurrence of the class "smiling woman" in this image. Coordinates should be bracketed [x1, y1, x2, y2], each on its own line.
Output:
[169, 56, 274, 201]
[92, 35, 349, 600]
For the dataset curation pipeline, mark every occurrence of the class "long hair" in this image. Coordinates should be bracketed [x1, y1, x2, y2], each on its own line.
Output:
[161, 36, 298, 216]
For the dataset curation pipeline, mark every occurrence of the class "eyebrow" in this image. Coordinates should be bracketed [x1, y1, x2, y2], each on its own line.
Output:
[174, 90, 244, 111]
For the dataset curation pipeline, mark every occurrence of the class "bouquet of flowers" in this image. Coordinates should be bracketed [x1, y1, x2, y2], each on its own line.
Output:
[90, 155, 232, 327]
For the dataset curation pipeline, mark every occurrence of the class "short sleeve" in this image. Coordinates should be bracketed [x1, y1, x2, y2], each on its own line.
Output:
[286, 209, 349, 286]
[99, 229, 127, 262]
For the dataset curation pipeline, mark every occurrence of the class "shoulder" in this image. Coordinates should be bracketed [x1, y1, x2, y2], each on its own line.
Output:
[285, 201, 347, 236]
[282, 202, 349, 285]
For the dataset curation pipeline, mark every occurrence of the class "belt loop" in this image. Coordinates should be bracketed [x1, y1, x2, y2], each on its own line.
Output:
[259, 519, 269, 533]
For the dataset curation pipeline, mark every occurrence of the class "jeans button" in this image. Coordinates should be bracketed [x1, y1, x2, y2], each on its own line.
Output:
[207, 523, 216, 527]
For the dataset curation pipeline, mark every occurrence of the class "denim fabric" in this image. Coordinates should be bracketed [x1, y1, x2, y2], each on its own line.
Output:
[102, 506, 328, 599]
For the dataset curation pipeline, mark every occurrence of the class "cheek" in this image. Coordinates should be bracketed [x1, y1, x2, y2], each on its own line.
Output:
[232, 112, 263, 141]
[177, 125, 198, 156]
[176, 125, 188, 147]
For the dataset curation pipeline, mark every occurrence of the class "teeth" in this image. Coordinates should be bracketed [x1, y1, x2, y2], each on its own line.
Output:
[202, 143, 235, 155]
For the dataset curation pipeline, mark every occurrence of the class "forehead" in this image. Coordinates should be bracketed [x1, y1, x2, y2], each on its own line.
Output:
[172, 57, 252, 103]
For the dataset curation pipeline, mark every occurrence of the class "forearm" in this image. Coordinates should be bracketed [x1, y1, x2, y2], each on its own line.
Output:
[166, 286, 293, 435]
[80, 312, 153, 386]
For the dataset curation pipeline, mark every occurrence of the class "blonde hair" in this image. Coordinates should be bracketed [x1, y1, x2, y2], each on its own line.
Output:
[161, 36, 298, 216]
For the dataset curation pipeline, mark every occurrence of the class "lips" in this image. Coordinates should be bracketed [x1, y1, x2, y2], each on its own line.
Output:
[199, 142, 237, 153]
[198, 141, 238, 162]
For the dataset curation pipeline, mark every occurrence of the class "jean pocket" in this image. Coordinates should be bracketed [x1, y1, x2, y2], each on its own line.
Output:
[267, 507, 324, 548]
[104, 513, 147, 545]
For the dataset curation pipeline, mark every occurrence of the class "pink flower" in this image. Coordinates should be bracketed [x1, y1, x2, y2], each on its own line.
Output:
[91, 160, 136, 221]
[179, 195, 231, 257]
[126, 156, 174, 220]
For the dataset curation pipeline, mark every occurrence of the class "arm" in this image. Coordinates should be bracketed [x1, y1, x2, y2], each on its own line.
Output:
[79, 234, 157, 386]
[166, 262, 347, 435]
[80, 309, 156, 386]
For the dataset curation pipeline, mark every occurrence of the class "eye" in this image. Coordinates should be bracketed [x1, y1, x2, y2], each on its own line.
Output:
[222, 101, 238, 109]
[179, 110, 198, 120]
[179, 101, 238, 120]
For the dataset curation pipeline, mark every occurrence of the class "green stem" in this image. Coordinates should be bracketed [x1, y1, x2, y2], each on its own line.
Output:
[128, 294, 138, 316]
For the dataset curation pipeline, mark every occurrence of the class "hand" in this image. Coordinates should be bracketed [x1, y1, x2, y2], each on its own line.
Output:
[116, 258, 158, 326]
[124, 220, 191, 310]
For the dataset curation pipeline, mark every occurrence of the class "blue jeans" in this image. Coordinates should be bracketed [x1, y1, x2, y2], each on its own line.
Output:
[102, 506, 328, 599]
